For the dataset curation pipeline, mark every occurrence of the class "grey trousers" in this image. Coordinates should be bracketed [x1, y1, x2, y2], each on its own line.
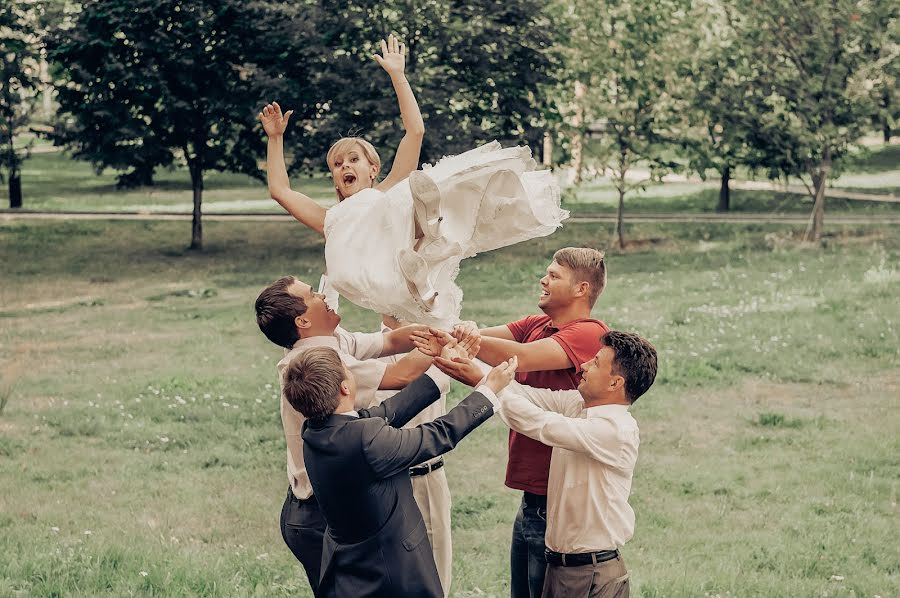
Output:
[542, 555, 629, 598]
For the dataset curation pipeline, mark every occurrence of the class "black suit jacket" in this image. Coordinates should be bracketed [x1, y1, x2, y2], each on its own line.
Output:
[302, 374, 494, 598]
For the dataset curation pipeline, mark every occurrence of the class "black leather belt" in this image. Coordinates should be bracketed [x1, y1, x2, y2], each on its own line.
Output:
[409, 458, 444, 477]
[544, 548, 619, 567]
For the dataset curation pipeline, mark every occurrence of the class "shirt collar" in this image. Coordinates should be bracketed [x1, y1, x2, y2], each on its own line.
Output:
[277, 333, 342, 370]
[584, 403, 631, 415]
[292, 333, 340, 351]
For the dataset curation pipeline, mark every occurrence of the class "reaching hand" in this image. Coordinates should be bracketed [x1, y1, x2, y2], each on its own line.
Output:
[412, 327, 480, 360]
[373, 34, 406, 78]
[259, 102, 293, 137]
[452, 321, 480, 352]
[484, 357, 518, 395]
[433, 356, 485, 388]
[411, 327, 446, 358]
[452, 320, 479, 340]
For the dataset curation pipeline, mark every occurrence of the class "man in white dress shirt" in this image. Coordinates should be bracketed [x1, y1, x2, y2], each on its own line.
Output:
[432, 330, 657, 598]
[255, 275, 439, 595]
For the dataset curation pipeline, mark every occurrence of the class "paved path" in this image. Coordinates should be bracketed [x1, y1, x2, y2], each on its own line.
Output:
[2, 210, 898, 225]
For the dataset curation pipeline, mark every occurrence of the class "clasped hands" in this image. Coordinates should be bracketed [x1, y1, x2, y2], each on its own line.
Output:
[411, 324, 516, 395]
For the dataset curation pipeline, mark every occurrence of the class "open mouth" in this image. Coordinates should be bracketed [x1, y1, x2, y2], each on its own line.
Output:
[540, 289, 550, 298]
[342, 173, 357, 186]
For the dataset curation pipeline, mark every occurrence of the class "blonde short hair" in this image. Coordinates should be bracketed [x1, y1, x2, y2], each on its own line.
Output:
[282, 347, 346, 420]
[326, 137, 382, 174]
[552, 247, 607, 307]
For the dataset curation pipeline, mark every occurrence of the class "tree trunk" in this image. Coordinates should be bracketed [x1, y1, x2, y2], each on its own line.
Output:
[188, 161, 203, 250]
[616, 182, 626, 249]
[9, 173, 22, 209]
[804, 146, 831, 243]
[717, 165, 730, 212]
[881, 89, 892, 142]
[542, 131, 553, 168]
[571, 81, 586, 185]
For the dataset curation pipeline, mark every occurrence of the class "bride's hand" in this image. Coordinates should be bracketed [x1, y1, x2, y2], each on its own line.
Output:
[258, 102, 293, 137]
[373, 34, 406, 78]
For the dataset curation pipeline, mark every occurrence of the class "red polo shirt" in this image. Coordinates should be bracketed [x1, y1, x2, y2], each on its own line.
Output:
[504, 314, 609, 495]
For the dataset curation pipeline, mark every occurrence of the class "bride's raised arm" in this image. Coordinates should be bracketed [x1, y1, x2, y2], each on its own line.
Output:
[259, 102, 328, 236]
[374, 34, 425, 193]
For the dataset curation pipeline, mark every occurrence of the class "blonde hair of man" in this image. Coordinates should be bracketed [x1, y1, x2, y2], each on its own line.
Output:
[283, 346, 346, 420]
[552, 247, 607, 307]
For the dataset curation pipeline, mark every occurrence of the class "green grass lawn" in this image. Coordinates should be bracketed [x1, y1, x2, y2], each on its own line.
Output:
[5, 151, 336, 213]
[4, 143, 899, 216]
[1, 218, 898, 597]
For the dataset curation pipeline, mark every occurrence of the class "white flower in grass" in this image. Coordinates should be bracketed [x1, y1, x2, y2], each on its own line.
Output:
[50, 526, 60, 533]
[83, 530, 92, 535]
[139, 571, 148, 577]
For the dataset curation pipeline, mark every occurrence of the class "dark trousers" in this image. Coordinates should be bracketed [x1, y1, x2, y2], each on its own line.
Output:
[280, 488, 326, 596]
[510, 492, 548, 598]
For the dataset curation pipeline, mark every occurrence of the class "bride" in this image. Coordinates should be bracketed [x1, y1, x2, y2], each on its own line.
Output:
[258, 34, 567, 326]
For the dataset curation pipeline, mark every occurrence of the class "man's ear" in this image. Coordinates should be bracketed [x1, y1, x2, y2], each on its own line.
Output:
[574, 281, 590, 299]
[295, 315, 312, 330]
[339, 380, 351, 396]
[609, 374, 625, 393]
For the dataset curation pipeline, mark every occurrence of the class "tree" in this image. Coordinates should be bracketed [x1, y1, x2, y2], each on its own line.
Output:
[732, 0, 898, 242]
[562, 0, 689, 248]
[48, 0, 322, 249]
[287, 0, 562, 173]
[0, 0, 45, 209]
[673, 1, 768, 212]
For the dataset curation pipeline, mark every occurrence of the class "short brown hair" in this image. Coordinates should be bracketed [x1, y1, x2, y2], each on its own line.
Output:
[553, 247, 607, 307]
[282, 347, 345, 419]
[255, 276, 307, 349]
[602, 331, 657, 403]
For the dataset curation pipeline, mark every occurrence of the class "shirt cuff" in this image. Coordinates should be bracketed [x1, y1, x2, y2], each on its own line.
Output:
[475, 384, 501, 411]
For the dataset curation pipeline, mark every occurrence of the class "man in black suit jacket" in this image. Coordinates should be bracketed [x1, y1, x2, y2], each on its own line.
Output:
[283, 345, 517, 598]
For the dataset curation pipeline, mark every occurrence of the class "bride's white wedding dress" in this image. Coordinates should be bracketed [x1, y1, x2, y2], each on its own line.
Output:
[323, 141, 568, 326]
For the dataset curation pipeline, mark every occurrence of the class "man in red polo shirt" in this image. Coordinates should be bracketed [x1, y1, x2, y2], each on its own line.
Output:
[454, 247, 609, 598]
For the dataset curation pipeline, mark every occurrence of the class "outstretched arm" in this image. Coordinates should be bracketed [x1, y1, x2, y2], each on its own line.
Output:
[380, 324, 428, 356]
[434, 323, 573, 373]
[362, 359, 517, 479]
[476, 336, 574, 372]
[373, 35, 425, 192]
[259, 102, 327, 235]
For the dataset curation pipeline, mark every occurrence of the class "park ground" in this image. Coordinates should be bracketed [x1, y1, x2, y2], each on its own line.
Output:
[3, 142, 899, 216]
[0, 147, 899, 597]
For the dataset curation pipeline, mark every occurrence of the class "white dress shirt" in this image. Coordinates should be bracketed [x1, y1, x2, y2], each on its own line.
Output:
[277, 327, 386, 500]
[498, 382, 639, 553]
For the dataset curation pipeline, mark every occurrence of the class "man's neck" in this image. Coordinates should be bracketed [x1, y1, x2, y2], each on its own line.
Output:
[299, 326, 338, 341]
[333, 396, 357, 414]
[543, 303, 592, 328]
[583, 391, 630, 409]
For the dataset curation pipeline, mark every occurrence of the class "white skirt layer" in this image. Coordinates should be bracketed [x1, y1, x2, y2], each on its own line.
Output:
[323, 141, 568, 326]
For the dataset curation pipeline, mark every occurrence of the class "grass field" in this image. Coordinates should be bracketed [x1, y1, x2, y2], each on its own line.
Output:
[3, 143, 899, 216]
[1, 217, 898, 597]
